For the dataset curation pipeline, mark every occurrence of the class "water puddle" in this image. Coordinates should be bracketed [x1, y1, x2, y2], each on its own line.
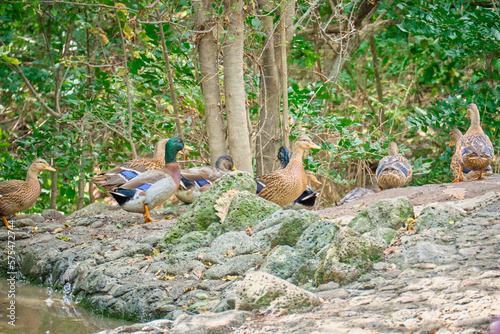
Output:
[0, 278, 130, 333]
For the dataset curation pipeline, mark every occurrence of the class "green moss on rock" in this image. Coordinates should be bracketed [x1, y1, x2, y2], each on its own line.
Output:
[348, 197, 414, 233]
[164, 172, 256, 245]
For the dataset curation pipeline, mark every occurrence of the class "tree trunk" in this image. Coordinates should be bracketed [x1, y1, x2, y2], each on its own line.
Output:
[370, 36, 385, 126]
[50, 169, 59, 210]
[255, 0, 280, 176]
[77, 167, 85, 210]
[194, 0, 228, 166]
[223, 0, 253, 173]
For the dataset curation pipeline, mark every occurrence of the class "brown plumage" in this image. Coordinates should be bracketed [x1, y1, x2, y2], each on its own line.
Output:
[256, 136, 321, 208]
[176, 155, 236, 204]
[453, 103, 494, 182]
[90, 138, 169, 191]
[375, 142, 412, 190]
[0, 159, 56, 230]
[449, 128, 493, 182]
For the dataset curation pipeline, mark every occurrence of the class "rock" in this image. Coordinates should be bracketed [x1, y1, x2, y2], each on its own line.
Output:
[260, 245, 303, 280]
[164, 171, 256, 245]
[41, 209, 65, 220]
[168, 310, 252, 334]
[204, 254, 264, 279]
[295, 219, 338, 255]
[12, 213, 45, 224]
[272, 210, 321, 247]
[236, 271, 320, 315]
[314, 227, 383, 286]
[389, 241, 462, 269]
[348, 197, 414, 233]
[415, 203, 467, 232]
[96, 319, 174, 333]
[222, 191, 281, 232]
[363, 227, 399, 248]
[169, 231, 214, 253]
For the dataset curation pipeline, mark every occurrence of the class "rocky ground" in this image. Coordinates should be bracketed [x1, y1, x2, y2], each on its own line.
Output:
[0, 172, 499, 334]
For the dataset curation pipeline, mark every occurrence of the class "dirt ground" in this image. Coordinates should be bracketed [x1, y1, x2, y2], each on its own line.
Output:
[318, 174, 500, 219]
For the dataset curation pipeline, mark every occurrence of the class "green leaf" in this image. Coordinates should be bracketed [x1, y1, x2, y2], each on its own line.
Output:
[2, 54, 21, 65]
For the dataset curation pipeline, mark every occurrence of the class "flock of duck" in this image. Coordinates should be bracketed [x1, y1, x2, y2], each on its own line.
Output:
[0, 103, 494, 229]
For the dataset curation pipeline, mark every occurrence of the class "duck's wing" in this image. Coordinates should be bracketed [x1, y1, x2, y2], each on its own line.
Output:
[0, 180, 26, 195]
[118, 170, 168, 190]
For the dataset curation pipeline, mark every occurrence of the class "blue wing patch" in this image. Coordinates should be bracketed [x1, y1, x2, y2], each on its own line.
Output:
[137, 184, 151, 190]
[120, 170, 139, 180]
[195, 179, 211, 187]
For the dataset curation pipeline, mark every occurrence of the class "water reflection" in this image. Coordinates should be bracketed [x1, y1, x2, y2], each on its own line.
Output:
[0, 279, 130, 334]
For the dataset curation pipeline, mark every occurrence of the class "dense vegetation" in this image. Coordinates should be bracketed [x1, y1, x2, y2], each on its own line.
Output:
[0, 0, 499, 214]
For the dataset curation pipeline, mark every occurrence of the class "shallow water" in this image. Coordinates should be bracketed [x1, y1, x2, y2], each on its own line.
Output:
[0, 278, 130, 334]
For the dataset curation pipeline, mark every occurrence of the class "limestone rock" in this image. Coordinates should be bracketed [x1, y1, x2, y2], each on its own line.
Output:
[222, 191, 281, 232]
[416, 203, 467, 232]
[236, 271, 320, 315]
[164, 172, 257, 245]
[168, 310, 251, 334]
[363, 227, 399, 248]
[272, 210, 321, 247]
[204, 254, 264, 279]
[260, 245, 303, 280]
[295, 219, 338, 255]
[314, 227, 383, 286]
[348, 197, 414, 233]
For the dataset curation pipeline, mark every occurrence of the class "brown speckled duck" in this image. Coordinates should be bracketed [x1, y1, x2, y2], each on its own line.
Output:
[453, 103, 494, 181]
[256, 136, 321, 208]
[449, 129, 493, 182]
[375, 142, 412, 190]
[91, 138, 170, 191]
[0, 159, 56, 230]
[176, 155, 236, 204]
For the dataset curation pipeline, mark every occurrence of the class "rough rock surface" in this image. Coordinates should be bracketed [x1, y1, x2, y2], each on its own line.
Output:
[235, 271, 320, 315]
[1, 181, 499, 334]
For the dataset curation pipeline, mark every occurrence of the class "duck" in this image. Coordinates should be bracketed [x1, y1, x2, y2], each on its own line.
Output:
[110, 137, 185, 224]
[338, 178, 380, 206]
[176, 155, 236, 204]
[274, 146, 322, 209]
[91, 138, 169, 191]
[0, 159, 56, 230]
[449, 129, 493, 182]
[452, 103, 494, 182]
[255, 136, 321, 208]
[375, 142, 412, 190]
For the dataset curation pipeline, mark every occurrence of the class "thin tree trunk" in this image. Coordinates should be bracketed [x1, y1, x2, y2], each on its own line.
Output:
[370, 36, 384, 126]
[158, 13, 184, 140]
[255, 0, 280, 176]
[50, 169, 59, 209]
[77, 166, 85, 210]
[115, 11, 137, 158]
[223, 0, 253, 173]
[194, 0, 228, 165]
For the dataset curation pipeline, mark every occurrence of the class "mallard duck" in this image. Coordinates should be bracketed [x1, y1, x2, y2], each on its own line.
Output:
[274, 146, 322, 209]
[0, 159, 56, 230]
[176, 155, 236, 204]
[91, 138, 169, 191]
[256, 136, 321, 208]
[375, 142, 412, 190]
[110, 137, 185, 224]
[453, 103, 494, 182]
[449, 128, 493, 182]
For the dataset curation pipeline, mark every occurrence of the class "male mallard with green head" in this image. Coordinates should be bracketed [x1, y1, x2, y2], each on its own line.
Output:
[453, 103, 494, 182]
[0, 159, 56, 230]
[375, 142, 412, 190]
[91, 138, 170, 191]
[256, 136, 321, 208]
[176, 155, 236, 204]
[110, 137, 185, 224]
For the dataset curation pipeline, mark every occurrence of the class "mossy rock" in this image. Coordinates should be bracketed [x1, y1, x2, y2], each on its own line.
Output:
[363, 227, 399, 248]
[415, 203, 467, 232]
[271, 210, 321, 247]
[314, 227, 383, 286]
[222, 191, 281, 233]
[348, 197, 414, 233]
[164, 172, 256, 245]
[260, 245, 304, 281]
[295, 220, 339, 255]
